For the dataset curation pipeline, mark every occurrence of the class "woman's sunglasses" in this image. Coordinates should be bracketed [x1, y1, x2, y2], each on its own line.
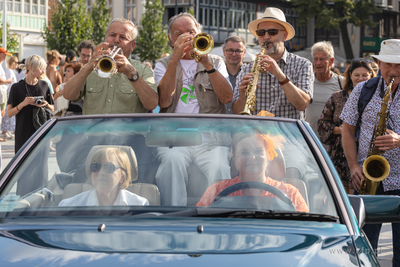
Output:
[255, 29, 286, 37]
[90, 162, 125, 174]
[352, 58, 372, 63]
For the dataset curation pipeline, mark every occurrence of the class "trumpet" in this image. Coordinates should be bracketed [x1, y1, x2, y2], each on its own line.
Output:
[94, 46, 122, 78]
[190, 33, 214, 63]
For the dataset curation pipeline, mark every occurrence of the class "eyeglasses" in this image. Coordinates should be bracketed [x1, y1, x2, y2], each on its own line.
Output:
[255, 29, 286, 37]
[352, 58, 372, 63]
[225, 49, 245, 55]
[90, 162, 125, 174]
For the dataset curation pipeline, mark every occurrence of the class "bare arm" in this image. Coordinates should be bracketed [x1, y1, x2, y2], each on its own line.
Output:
[116, 56, 158, 111]
[342, 122, 363, 191]
[198, 57, 232, 104]
[258, 55, 310, 111]
[158, 33, 193, 108]
[63, 43, 109, 101]
[232, 73, 254, 114]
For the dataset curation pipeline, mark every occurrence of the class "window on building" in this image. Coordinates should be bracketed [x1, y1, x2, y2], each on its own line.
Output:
[24, 0, 30, 13]
[125, 0, 136, 23]
[7, 0, 12, 11]
[32, 0, 37, 14]
[315, 27, 340, 47]
[15, 0, 21, 12]
[40, 0, 45, 15]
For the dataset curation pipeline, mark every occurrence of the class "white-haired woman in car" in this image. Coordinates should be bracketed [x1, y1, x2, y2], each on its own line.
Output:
[59, 147, 149, 206]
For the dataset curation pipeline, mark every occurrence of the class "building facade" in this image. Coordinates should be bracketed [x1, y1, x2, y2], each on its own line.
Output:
[2, 0, 48, 59]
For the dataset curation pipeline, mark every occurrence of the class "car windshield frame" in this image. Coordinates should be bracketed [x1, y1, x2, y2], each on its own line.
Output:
[0, 114, 341, 221]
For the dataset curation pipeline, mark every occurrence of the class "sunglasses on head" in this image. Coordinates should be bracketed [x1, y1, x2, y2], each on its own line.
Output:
[90, 162, 125, 174]
[255, 29, 286, 37]
[352, 58, 372, 63]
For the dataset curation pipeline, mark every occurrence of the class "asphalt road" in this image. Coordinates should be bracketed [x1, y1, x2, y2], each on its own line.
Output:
[0, 138, 394, 266]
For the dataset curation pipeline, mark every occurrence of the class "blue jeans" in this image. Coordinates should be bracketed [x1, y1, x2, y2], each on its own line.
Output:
[359, 182, 400, 266]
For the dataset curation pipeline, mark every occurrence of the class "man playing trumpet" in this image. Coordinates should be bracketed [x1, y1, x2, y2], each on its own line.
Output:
[63, 18, 158, 115]
[153, 12, 233, 206]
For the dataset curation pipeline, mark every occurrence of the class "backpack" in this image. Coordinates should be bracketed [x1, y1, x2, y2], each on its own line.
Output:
[355, 76, 382, 141]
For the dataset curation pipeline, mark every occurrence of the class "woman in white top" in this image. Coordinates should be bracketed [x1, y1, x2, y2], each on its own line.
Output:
[1, 56, 18, 139]
[59, 147, 149, 206]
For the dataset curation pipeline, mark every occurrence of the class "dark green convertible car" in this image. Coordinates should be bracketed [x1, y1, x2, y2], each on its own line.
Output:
[0, 114, 397, 266]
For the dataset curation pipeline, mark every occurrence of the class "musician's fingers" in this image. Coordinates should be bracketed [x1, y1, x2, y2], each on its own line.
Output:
[95, 42, 109, 52]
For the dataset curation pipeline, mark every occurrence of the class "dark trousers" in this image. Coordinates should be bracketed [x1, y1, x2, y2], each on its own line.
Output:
[360, 182, 400, 267]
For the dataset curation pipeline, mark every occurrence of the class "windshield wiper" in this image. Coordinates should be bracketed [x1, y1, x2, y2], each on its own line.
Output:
[163, 208, 338, 222]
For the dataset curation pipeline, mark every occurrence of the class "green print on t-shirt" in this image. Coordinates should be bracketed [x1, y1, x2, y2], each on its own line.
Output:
[180, 85, 196, 104]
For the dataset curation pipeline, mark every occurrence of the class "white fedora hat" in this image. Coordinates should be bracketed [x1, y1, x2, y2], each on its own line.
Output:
[372, 39, 400, 64]
[248, 7, 295, 41]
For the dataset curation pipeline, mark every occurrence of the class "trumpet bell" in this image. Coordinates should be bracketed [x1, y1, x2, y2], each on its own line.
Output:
[94, 55, 117, 79]
[191, 33, 214, 62]
[93, 46, 121, 79]
[363, 154, 390, 182]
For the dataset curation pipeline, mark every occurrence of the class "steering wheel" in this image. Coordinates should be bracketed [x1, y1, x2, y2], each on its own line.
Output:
[213, 182, 296, 209]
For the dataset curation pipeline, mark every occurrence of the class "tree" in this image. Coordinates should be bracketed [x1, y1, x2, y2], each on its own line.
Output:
[135, 0, 169, 64]
[0, 19, 19, 53]
[43, 0, 92, 54]
[292, 0, 380, 59]
[91, 0, 111, 45]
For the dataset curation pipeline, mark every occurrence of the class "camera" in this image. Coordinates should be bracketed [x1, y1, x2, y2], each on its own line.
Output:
[33, 96, 44, 105]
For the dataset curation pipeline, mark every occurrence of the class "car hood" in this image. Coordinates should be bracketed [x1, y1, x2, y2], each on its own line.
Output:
[0, 217, 366, 266]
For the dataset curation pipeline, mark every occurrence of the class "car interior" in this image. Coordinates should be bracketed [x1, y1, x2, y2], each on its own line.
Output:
[1, 118, 336, 216]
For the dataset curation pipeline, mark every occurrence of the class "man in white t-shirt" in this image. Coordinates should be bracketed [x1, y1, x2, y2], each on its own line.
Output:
[305, 41, 343, 137]
[153, 12, 233, 206]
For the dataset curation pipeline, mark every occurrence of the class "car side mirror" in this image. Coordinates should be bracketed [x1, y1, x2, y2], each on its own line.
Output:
[358, 195, 400, 224]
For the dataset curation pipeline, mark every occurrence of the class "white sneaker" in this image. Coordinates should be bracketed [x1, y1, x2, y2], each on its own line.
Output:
[2, 132, 14, 139]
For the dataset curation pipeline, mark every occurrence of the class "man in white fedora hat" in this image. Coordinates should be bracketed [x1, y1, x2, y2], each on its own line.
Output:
[341, 39, 400, 264]
[232, 7, 314, 119]
[232, 7, 314, 181]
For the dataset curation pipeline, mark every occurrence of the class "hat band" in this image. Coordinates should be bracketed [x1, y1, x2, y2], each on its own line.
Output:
[262, 17, 283, 20]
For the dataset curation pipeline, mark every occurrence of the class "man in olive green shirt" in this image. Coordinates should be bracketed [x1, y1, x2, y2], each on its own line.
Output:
[64, 18, 158, 114]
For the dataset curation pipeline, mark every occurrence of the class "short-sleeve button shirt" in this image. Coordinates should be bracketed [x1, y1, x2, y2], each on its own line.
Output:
[340, 77, 400, 191]
[233, 49, 314, 119]
[78, 58, 157, 115]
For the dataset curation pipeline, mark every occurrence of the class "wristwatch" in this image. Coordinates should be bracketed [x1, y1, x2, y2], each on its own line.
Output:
[279, 75, 290, 86]
[129, 71, 139, 82]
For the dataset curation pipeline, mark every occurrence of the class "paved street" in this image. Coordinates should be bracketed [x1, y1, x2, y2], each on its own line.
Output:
[0, 138, 395, 266]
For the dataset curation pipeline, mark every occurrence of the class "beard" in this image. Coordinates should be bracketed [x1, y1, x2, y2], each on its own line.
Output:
[261, 41, 276, 55]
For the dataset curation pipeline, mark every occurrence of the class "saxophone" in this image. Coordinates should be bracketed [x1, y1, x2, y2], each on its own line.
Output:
[239, 42, 270, 115]
[359, 77, 394, 195]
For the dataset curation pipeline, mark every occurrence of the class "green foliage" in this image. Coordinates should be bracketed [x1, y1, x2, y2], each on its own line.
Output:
[292, 0, 379, 30]
[91, 0, 111, 45]
[136, 0, 170, 64]
[0, 20, 19, 53]
[43, 0, 111, 53]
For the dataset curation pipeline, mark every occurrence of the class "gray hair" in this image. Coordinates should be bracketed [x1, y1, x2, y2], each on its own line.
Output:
[20, 54, 47, 74]
[311, 41, 334, 59]
[168, 12, 203, 39]
[106, 18, 138, 41]
[224, 36, 246, 47]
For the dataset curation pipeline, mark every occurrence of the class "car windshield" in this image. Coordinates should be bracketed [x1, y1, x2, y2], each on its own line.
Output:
[0, 116, 338, 218]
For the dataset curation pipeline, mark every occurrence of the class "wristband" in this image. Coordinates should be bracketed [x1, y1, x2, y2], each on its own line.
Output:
[205, 68, 216, 74]
[279, 76, 290, 86]
[16, 105, 20, 111]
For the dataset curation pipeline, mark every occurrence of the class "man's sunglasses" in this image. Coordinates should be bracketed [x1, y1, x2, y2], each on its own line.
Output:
[90, 162, 125, 174]
[255, 29, 286, 37]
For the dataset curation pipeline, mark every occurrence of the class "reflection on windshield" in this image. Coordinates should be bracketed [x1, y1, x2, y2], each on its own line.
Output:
[0, 117, 337, 217]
